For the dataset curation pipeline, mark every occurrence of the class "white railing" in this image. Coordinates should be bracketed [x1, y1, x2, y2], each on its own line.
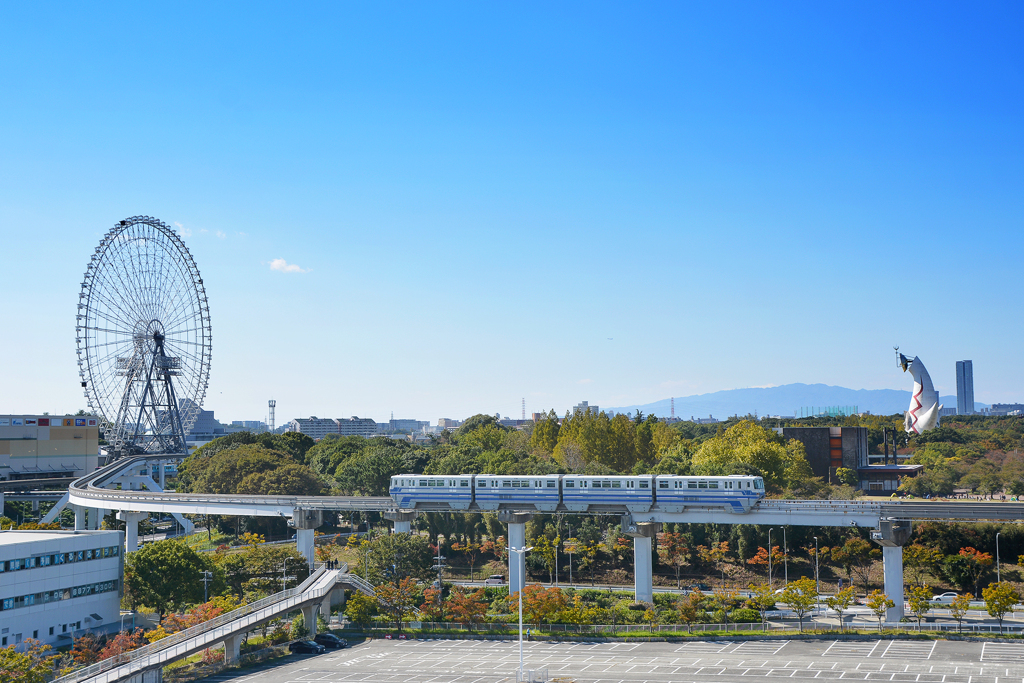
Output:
[54, 566, 339, 683]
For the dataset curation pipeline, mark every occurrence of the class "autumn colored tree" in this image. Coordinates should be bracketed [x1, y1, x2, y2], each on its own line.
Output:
[660, 532, 689, 589]
[418, 587, 445, 621]
[375, 577, 419, 631]
[345, 592, 378, 625]
[958, 547, 994, 598]
[506, 585, 567, 624]
[446, 586, 488, 627]
[98, 629, 146, 661]
[746, 546, 786, 583]
[560, 595, 600, 625]
[677, 588, 709, 630]
[451, 541, 481, 581]
[71, 632, 101, 665]
[573, 541, 600, 586]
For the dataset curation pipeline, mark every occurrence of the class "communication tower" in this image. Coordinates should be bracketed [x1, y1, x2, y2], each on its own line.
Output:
[269, 399, 276, 432]
[521, 398, 525, 421]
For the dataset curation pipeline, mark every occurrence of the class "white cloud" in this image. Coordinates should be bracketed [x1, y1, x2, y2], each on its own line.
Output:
[216, 230, 227, 239]
[174, 222, 192, 238]
[269, 258, 309, 273]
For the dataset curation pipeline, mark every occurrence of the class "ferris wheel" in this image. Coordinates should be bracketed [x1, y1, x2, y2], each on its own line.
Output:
[76, 216, 212, 458]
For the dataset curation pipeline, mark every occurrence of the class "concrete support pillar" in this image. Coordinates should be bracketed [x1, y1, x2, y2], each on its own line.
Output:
[499, 512, 534, 597]
[31, 499, 39, 513]
[119, 511, 149, 552]
[633, 534, 654, 604]
[622, 517, 660, 605]
[872, 520, 912, 623]
[222, 634, 241, 665]
[882, 546, 905, 622]
[301, 604, 318, 637]
[293, 509, 323, 569]
[87, 508, 101, 530]
[297, 529, 315, 568]
[157, 460, 164, 488]
[331, 587, 346, 612]
[74, 505, 86, 531]
[385, 511, 417, 534]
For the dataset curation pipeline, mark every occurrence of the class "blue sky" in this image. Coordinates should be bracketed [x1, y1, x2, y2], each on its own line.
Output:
[1, 2, 1021, 424]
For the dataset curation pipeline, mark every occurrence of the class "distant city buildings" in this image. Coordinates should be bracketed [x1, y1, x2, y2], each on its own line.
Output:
[989, 403, 1024, 416]
[692, 415, 719, 424]
[0, 415, 99, 481]
[437, 418, 462, 430]
[180, 399, 244, 447]
[956, 360, 975, 415]
[286, 416, 377, 440]
[573, 401, 598, 415]
[379, 419, 429, 434]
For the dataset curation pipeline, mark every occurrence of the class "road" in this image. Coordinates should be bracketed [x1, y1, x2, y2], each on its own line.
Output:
[193, 637, 1024, 683]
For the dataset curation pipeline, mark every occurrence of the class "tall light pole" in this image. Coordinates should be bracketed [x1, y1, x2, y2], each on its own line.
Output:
[508, 545, 533, 680]
[813, 537, 820, 596]
[996, 532, 1001, 582]
[783, 528, 788, 585]
[767, 528, 773, 587]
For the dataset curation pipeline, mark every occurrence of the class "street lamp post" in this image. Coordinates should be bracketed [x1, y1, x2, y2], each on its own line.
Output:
[783, 528, 788, 585]
[996, 532, 1001, 582]
[767, 528, 773, 587]
[200, 570, 213, 603]
[508, 545, 534, 681]
[813, 537, 820, 596]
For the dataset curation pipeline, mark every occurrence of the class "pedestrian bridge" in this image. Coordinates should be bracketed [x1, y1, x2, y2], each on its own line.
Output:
[53, 564, 373, 683]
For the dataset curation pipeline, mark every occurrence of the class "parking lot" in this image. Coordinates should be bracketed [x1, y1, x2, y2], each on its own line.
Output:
[198, 637, 1024, 683]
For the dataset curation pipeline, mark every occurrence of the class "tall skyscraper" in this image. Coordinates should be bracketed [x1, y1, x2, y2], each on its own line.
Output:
[956, 360, 975, 415]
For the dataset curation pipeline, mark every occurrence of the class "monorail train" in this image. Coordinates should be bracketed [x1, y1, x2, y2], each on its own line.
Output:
[389, 474, 765, 514]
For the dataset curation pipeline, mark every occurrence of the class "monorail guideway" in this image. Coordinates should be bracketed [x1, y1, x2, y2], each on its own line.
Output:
[57, 456, 1024, 623]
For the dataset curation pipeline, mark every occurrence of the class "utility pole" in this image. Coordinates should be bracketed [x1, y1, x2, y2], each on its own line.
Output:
[200, 570, 213, 603]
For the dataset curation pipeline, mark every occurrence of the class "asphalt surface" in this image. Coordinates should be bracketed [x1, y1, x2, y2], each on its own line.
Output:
[196, 637, 1024, 683]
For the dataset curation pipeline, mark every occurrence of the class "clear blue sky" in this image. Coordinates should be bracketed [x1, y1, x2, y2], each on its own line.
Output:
[1, 2, 1021, 423]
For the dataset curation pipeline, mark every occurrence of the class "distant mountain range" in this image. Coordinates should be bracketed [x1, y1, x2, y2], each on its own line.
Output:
[606, 383, 984, 420]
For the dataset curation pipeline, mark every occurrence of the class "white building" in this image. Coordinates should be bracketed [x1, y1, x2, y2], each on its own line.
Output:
[287, 416, 378, 440]
[0, 530, 123, 649]
[573, 401, 599, 415]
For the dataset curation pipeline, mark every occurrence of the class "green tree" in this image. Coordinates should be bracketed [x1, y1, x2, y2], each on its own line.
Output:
[866, 590, 894, 631]
[825, 586, 855, 632]
[982, 581, 1022, 634]
[660, 532, 689, 589]
[831, 537, 880, 588]
[215, 542, 309, 598]
[903, 544, 943, 587]
[747, 582, 775, 627]
[906, 585, 932, 631]
[779, 577, 817, 631]
[691, 421, 813, 491]
[0, 639, 57, 683]
[124, 540, 221, 615]
[529, 411, 560, 454]
[344, 592, 378, 625]
[834, 468, 859, 487]
[178, 444, 324, 496]
[949, 593, 971, 633]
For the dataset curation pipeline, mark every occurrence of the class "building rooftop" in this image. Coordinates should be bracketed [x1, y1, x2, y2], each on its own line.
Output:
[0, 529, 119, 546]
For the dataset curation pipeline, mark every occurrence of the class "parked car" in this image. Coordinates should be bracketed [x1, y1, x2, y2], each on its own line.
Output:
[314, 633, 348, 649]
[690, 583, 712, 592]
[932, 592, 959, 603]
[484, 574, 506, 586]
[289, 640, 326, 655]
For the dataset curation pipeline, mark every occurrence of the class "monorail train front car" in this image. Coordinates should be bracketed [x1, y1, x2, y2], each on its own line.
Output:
[389, 475, 473, 510]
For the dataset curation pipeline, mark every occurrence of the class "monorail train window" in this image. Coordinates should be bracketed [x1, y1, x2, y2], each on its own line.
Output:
[708, 482, 719, 489]
[698, 481, 708, 489]
[612, 481, 621, 488]
[565, 480, 575, 488]
[460, 480, 469, 487]
[419, 480, 428, 486]
[602, 481, 611, 488]
[639, 481, 649, 488]
[546, 481, 556, 488]
[478, 479, 486, 487]
[580, 480, 588, 488]
[659, 481, 668, 488]
[755, 479, 764, 489]
[688, 482, 697, 489]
